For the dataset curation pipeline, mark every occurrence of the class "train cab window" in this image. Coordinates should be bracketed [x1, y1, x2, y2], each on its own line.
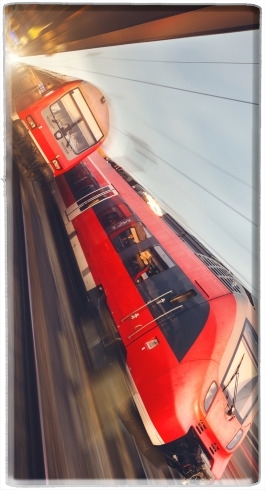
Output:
[125, 246, 174, 283]
[221, 319, 258, 423]
[103, 211, 119, 226]
[50, 88, 103, 154]
[111, 222, 151, 252]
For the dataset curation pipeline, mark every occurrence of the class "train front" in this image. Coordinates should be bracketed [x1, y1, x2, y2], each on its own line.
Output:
[11, 63, 109, 175]
[126, 277, 258, 482]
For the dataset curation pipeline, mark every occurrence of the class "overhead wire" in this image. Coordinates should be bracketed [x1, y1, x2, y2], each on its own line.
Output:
[114, 126, 259, 228]
[82, 68, 259, 106]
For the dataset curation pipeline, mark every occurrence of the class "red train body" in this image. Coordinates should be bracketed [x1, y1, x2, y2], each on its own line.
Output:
[52, 152, 258, 481]
[11, 63, 109, 176]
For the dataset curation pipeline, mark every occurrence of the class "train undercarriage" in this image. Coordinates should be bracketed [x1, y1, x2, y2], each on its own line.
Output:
[160, 428, 214, 483]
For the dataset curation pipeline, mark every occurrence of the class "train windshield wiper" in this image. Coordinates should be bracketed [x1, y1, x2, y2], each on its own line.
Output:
[54, 117, 84, 144]
[223, 354, 245, 417]
[53, 117, 83, 140]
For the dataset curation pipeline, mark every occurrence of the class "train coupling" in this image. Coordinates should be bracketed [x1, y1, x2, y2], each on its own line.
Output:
[161, 428, 214, 483]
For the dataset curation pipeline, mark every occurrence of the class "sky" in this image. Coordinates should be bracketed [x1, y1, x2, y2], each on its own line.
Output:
[20, 28, 260, 298]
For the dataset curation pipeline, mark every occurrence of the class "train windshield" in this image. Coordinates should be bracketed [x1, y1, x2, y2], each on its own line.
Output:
[222, 319, 258, 423]
[50, 88, 103, 154]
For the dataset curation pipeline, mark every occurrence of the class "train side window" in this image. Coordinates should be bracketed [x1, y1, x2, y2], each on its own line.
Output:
[126, 245, 174, 283]
[111, 222, 151, 252]
[65, 163, 99, 200]
[169, 290, 197, 304]
[98, 203, 132, 229]
[102, 211, 119, 226]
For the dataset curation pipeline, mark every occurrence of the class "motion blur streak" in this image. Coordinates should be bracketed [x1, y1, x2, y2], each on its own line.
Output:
[19, 175, 114, 479]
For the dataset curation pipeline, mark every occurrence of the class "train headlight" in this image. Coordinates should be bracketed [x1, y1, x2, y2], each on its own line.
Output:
[226, 429, 243, 450]
[51, 158, 62, 170]
[204, 381, 218, 412]
[26, 115, 37, 129]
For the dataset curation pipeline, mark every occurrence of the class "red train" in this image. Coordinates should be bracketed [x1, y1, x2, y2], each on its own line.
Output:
[52, 151, 258, 482]
[11, 63, 109, 176]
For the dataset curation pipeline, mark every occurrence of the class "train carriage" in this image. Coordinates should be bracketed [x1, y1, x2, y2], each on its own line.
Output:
[52, 152, 258, 482]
